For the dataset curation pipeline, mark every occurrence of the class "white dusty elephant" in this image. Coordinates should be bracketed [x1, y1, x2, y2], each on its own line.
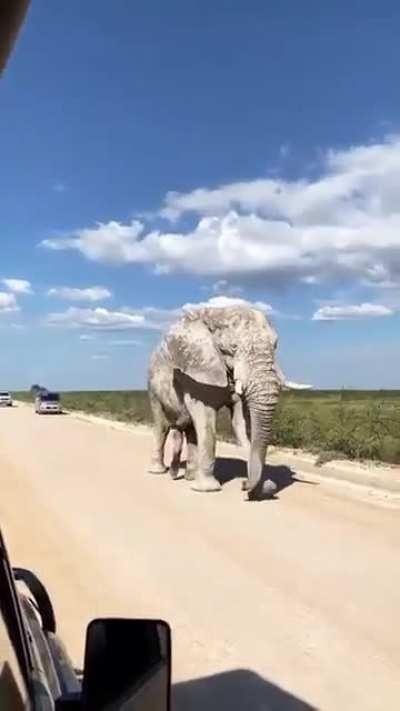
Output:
[147, 305, 311, 501]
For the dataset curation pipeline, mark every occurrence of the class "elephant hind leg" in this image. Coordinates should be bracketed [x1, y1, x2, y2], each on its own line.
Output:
[148, 395, 169, 474]
[169, 429, 183, 479]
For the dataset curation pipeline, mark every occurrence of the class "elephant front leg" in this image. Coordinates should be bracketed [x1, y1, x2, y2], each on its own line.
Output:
[230, 399, 251, 491]
[148, 396, 169, 474]
[185, 397, 221, 492]
[184, 426, 197, 481]
[231, 397, 250, 451]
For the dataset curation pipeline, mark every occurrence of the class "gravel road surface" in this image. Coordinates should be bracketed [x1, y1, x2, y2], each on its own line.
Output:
[0, 405, 399, 709]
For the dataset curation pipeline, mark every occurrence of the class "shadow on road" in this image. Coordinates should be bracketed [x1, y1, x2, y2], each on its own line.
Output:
[173, 668, 316, 711]
[214, 457, 317, 496]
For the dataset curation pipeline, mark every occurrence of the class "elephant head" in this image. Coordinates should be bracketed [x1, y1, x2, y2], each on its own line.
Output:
[165, 305, 298, 499]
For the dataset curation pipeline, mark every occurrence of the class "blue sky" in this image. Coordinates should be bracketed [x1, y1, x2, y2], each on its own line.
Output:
[1, 0, 400, 390]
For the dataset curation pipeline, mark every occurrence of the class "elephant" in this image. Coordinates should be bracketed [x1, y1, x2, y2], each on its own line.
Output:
[147, 305, 310, 501]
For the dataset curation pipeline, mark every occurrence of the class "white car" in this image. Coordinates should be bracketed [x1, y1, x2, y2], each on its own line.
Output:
[0, 391, 12, 407]
[35, 392, 62, 414]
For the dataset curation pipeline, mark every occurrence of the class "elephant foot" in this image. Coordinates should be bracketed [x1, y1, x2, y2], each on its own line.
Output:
[148, 461, 168, 475]
[184, 468, 196, 481]
[243, 479, 278, 501]
[191, 475, 221, 493]
[169, 463, 180, 480]
[263, 480, 278, 497]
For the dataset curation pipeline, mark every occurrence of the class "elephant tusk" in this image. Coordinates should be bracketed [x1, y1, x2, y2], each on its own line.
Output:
[274, 363, 313, 391]
[235, 380, 243, 395]
[284, 380, 313, 390]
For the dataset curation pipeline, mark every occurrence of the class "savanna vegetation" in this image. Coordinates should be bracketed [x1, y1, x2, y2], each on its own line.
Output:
[15, 389, 400, 465]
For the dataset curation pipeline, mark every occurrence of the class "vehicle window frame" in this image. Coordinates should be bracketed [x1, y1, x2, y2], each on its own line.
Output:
[0, 528, 33, 696]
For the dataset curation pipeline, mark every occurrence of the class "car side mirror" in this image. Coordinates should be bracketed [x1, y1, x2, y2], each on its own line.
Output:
[81, 618, 171, 710]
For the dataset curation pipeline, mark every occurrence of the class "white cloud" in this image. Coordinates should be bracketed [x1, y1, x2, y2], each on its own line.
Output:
[79, 334, 96, 341]
[161, 137, 400, 226]
[3, 279, 32, 294]
[312, 303, 394, 321]
[46, 307, 146, 331]
[301, 275, 319, 285]
[47, 286, 112, 302]
[0, 293, 19, 313]
[122, 306, 182, 330]
[40, 136, 400, 291]
[91, 354, 109, 360]
[41, 220, 146, 264]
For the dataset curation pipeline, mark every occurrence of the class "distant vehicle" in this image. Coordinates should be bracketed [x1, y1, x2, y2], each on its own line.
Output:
[0, 390, 13, 406]
[35, 391, 62, 415]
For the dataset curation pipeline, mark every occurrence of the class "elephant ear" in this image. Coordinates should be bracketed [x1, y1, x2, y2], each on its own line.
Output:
[165, 319, 228, 387]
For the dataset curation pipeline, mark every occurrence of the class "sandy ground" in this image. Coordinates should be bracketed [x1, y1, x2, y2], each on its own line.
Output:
[0, 405, 399, 710]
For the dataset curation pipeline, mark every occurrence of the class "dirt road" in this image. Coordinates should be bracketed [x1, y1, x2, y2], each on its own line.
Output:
[0, 405, 399, 710]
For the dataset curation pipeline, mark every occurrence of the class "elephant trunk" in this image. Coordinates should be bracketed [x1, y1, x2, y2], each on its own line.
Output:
[246, 395, 278, 501]
[234, 345, 281, 499]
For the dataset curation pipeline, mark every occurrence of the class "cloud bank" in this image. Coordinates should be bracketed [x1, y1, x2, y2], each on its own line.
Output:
[41, 137, 400, 296]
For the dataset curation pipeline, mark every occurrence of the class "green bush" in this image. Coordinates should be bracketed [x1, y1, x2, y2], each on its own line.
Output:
[272, 407, 303, 448]
[379, 436, 400, 464]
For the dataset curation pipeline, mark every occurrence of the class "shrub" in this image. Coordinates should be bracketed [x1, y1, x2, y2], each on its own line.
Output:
[273, 407, 303, 448]
[379, 436, 400, 464]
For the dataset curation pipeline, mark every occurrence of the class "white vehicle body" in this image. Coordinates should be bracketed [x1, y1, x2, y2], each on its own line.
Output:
[0, 391, 12, 407]
[35, 393, 62, 414]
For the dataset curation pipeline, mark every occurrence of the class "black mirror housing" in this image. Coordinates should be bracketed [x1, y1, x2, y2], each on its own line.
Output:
[81, 618, 171, 711]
